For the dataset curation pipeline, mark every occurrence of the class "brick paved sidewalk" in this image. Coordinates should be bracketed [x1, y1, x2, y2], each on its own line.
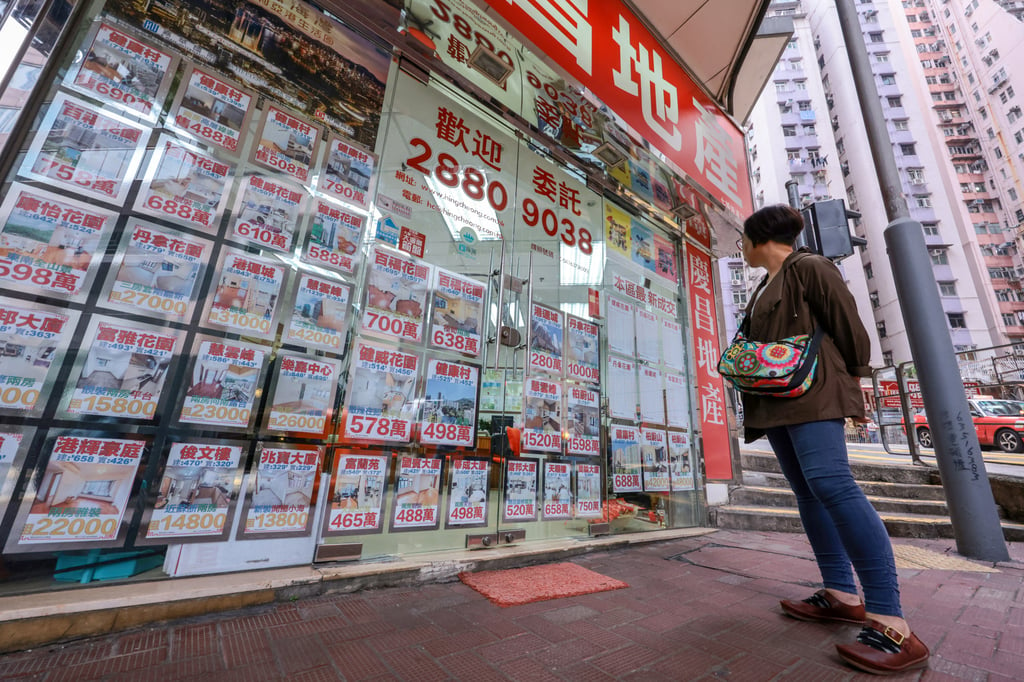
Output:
[1, 530, 1021, 681]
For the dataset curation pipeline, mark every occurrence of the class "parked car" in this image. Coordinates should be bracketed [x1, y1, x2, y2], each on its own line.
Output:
[914, 398, 1024, 452]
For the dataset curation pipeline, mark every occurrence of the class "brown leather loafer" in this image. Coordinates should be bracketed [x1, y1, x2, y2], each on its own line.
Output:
[780, 589, 866, 624]
[836, 621, 930, 675]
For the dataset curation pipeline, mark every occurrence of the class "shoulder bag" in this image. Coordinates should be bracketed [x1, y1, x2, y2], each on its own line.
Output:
[717, 316, 824, 398]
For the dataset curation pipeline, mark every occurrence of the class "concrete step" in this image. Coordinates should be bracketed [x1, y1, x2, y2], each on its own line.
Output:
[710, 504, 1024, 542]
[741, 471, 948, 501]
[742, 452, 935, 485]
[730, 486, 951, 516]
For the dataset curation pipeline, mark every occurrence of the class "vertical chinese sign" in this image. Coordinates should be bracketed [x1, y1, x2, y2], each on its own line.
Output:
[686, 248, 732, 480]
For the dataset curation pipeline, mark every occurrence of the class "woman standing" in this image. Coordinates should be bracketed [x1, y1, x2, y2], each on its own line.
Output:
[736, 205, 928, 674]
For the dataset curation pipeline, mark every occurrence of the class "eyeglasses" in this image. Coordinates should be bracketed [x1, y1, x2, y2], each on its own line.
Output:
[735, 237, 744, 251]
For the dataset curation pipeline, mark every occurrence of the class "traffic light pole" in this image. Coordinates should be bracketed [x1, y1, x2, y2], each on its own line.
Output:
[834, 0, 1008, 561]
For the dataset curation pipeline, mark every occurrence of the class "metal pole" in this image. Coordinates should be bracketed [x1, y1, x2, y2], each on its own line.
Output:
[785, 178, 801, 209]
[834, 0, 1008, 560]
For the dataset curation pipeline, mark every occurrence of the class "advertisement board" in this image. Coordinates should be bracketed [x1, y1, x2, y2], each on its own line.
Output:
[323, 451, 389, 536]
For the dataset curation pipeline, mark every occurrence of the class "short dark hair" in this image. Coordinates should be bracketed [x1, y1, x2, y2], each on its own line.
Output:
[743, 204, 804, 247]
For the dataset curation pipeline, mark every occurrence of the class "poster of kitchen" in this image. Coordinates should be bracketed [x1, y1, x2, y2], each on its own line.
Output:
[65, 22, 176, 122]
[251, 104, 321, 183]
[19, 93, 148, 205]
[565, 384, 600, 456]
[528, 303, 563, 377]
[179, 339, 265, 429]
[418, 358, 479, 448]
[0, 183, 118, 298]
[317, 135, 376, 209]
[669, 431, 695, 491]
[205, 248, 286, 340]
[141, 441, 243, 542]
[575, 463, 602, 518]
[665, 372, 692, 430]
[565, 315, 599, 385]
[323, 451, 389, 536]
[228, 174, 306, 252]
[662, 318, 686, 372]
[640, 429, 670, 492]
[639, 366, 665, 425]
[301, 200, 365, 275]
[542, 461, 572, 520]
[607, 356, 637, 420]
[362, 247, 430, 343]
[522, 376, 562, 453]
[390, 456, 442, 531]
[635, 307, 661, 363]
[17, 436, 145, 546]
[0, 297, 77, 415]
[104, 221, 211, 322]
[168, 64, 254, 154]
[604, 202, 631, 261]
[341, 339, 419, 444]
[64, 318, 179, 421]
[266, 355, 340, 435]
[430, 269, 484, 357]
[445, 458, 489, 528]
[133, 134, 233, 233]
[610, 425, 642, 493]
[285, 274, 350, 352]
[240, 445, 322, 537]
[502, 458, 538, 522]
[606, 297, 635, 356]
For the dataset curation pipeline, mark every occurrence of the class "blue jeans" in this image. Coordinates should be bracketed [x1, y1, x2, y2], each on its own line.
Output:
[766, 419, 902, 616]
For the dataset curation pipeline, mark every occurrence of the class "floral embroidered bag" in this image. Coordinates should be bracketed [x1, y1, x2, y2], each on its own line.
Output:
[717, 320, 824, 398]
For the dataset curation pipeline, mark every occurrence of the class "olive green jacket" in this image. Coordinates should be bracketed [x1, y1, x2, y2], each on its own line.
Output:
[739, 249, 872, 443]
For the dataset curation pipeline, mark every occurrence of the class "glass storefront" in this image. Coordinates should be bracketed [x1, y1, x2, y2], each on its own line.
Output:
[0, 0, 733, 589]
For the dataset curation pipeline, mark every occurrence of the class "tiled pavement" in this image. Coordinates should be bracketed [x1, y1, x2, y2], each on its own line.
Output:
[1, 529, 1022, 681]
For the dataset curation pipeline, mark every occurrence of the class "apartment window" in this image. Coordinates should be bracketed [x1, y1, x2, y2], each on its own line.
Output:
[947, 313, 967, 329]
[783, 125, 797, 136]
[930, 250, 949, 265]
[836, 138, 845, 154]
[938, 281, 957, 296]
[1003, 313, 1016, 326]
[882, 351, 894, 366]
[1001, 91, 1009, 104]
[874, 53, 889, 63]
[779, 102, 792, 113]
[787, 151, 801, 161]
[900, 143, 916, 155]
[908, 168, 925, 184]
[1009, 86, 1016, 99]
[887, 96, 902, 108]
[775, 82, 787, 93]
[923, 223, 939, 236]
[980, 107, 987, 119]
[1015, 131, 1023, 145]
[869, 292, 880, 309]
[910, 29, 921, 37]
[1016, 208, 1024, 222]
[916, 196, 933, 207]
[869, 31, 883, 43]
[967, 73, 975, 85]
[894, 119, 909, 131]
[876, 322, 887, 338]
[795, 80, 807, 90]
[997, 290, 1012, 302]
[925, 75, 937, 85]
[996, 147, 1003, 158]
[1009, 188, 1017, 201]
[974, 223, 988, 234]
[864, 263, 873, 279]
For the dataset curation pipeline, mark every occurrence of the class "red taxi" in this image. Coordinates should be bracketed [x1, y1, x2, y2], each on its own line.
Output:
[914, 398, 1024, 453]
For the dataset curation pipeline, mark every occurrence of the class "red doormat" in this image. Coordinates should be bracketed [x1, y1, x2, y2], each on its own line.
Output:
[458, 562, 628, 607]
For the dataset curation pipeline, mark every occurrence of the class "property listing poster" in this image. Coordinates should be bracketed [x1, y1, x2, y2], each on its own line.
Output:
[324, 452, 388, 536]
[180, 340, 265, 429]
[669, 431, 695, 491]
[342, 339, 419, 443]
[20, 93, 148, 204]
[542, 461, 572, 520]
[229, 174, 305, 252]
[0, 433, 27, 525]
[266, 355, 340, 435]
[134, 135, 233, 232]
[252, 105, 321, 183]
[631, 219, 656, 274]
[285, 274, 350, 352]
[302, 200, 365, 275]
[610, 425, 642, 493]
[419, 358, 479, 447]
[430, 269, 484, 357]
[665, 372, 692, 429]
[662, 318, 686, 373]
[106, 221, 210, 321]
[529, 303, 563, 377]
[522, 376, 562, 453]
[67, 22, 176, 122]
[654, 234, 678, 284]
[575, 463, 602, 518]
[0, 298, 75, 413]
[362, 248, 430, 344]
[206, 248, 286, 339]
[480, 369, 523, 412]
[18, 436, 145, 545]
[143, 442, 243, 541]
[66, 319, 179, 420]
[565, 315, 599, 385]
[635, 308, 660, 363]
[565, 384, 600, 456]
[503, 459, 538, 522]
[639, 366, 665, 425]
[242, 445, 322, 536]
[169, 65, 254, 154]
[391, 456, 442, 530]
[641, 429, 670, 492]
[607, 297, 635, 356]
[604, 203, 631, 261]
[317, 135, 376, 209]
[446, 458, 489, 527]
[607, 356, 637, 420]
[0, 183, 117, 298]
